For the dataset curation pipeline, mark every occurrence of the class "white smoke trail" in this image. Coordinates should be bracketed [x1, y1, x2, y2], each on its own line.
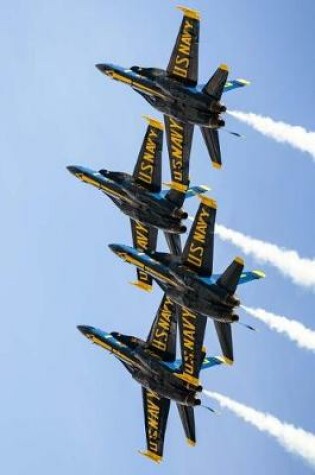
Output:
[228, 110, 315, 160]
[242, 305, 315, 352]
[204, 391, 315, 467]
[216, 223, 315, 291]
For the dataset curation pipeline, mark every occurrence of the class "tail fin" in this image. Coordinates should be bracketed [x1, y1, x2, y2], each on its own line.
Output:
[164, 181, 188, 208]
[216, 257, 244, 294]
[163, 183, 210, 206]
[202, 64, 229, 100]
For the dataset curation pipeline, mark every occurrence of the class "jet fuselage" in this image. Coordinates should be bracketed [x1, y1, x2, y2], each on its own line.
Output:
[109, 244, 240, 323]
[77, 325, 201, 406]
[67, 166, 186, 234]
[96, 64, 226, 128]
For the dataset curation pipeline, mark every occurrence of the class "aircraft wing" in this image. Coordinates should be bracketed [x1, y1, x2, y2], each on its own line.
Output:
[213, 321, 234, 363]
[164, 115, 193, 188]
[130, 219, 158, 291]
[200, 127, 222, 169]
[140, 388, 170, 463]
[133, 116, 163, 193]
[176, 404, 196, 446]
[146, 294, 177, 362]
[167, 6, 200, 85]
[182, 196, 217, 277]
[177, 306, 207, 386]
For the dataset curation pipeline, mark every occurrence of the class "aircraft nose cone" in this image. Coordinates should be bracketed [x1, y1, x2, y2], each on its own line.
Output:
[77, 325, 93, 336]
[108, 243, 122, 254]
[67, 165, 79, 176]
[95, 63, 109, 73]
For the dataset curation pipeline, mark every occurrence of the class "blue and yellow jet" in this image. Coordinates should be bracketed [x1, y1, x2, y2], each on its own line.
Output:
[78, 295, 228, 463]
[96, 6, 249, 177]
[109, 196, 265, 362]
[67, 116, 208, 291]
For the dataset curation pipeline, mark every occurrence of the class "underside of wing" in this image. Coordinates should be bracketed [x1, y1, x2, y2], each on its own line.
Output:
[182, 196, 217, 277]
[146, 294, 177, 362]
[133, 117, 163, 193]
[167, 6, 200, 85]
[130, 219, 158, 291]
[140, 388, 170, 463]
[164, 115, 193, 188]
[177, 306, 207, 386]
[176, 404, 196, 446]
[200, 127, 222, 169]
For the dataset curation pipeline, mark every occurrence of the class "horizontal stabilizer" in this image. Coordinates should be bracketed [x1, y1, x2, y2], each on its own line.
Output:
[201, 355, 230, 370]
[238, 270, 266, 285]
[202, 64, 229, 100]
[213, 321, 234, 363]
[216, 257, 244, 294]
[224, 78, 251, 93]
[201, 127, 221, 169]
[185, 184, 210, 198]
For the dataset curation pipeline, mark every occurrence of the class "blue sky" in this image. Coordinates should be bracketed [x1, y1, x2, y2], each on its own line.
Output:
[1, 0, 315, 473]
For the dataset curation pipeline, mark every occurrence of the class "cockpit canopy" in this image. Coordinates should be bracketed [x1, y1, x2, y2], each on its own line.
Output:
[130, 66, 166, 79]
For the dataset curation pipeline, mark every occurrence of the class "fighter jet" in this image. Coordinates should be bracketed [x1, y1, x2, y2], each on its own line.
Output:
[96, 5, 249, 179]
[109, 196, 265, 362]
[67, 116, 208, 292]
[78, 295, 227, 463]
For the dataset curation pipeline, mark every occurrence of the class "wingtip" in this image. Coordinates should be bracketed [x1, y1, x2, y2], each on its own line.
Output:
[217, 355, 234, 366]
[129, 281, 153, 292]
[253, 270, 266, 279]
[186, 438, 196, 447]
[235, 256, 244, 266]
[176, 5, 201, 20]
[236, 78, 251, 86]
[219, 63, 229, 72]
[142, 115, 164, 131]
[212, 162, 222, 170]
[139, 450, 162, 463]
[199, 195, 217, 209]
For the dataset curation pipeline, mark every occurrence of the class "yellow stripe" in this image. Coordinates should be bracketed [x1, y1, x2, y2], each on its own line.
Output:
[111, 72, 132, 84]
[176, 5, 200, 20]
[235, 256, 244, 266]
[217, 355, 234, 366]
[129, 280, 153, 292]
[139, 450, 162, 464]
[219, 63, 229, 72]
[142, 115, 164, 130]
[186, 438, 196, 447]
[212, 162, 222, 169]
[175, 373, 200, 387]
[199, 195, 217, 209]
[92, 336, 136, 365]
[132, 82, 165, 98]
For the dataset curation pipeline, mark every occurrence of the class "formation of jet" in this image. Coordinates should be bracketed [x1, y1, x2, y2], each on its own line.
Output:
[68, 116, 208, 291]
[96, 6, 249, 178]
[78, 295, 228, 463]
[69, 4, 265, 463]
[109, 196, 264, 362]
